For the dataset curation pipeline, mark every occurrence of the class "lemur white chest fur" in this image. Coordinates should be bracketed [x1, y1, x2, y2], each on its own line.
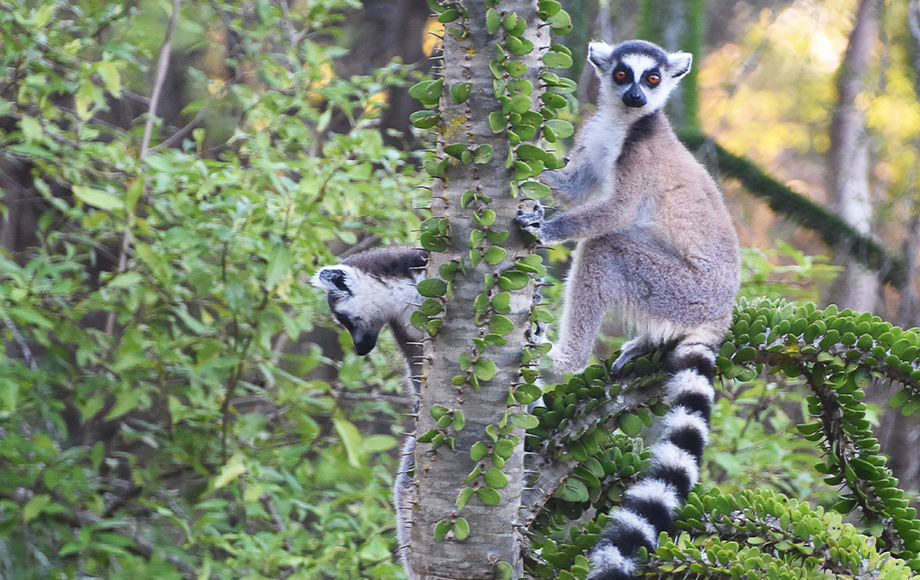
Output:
[516, 39, 740, 580]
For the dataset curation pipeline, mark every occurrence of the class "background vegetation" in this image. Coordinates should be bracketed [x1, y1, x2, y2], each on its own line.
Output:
[0, 0, 919, 578]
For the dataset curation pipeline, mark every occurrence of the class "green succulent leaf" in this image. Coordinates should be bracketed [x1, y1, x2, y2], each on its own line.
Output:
[488, 111, 506, 133]
[474, 358, 497, 381]
[456, 486, 475, 510]
[543, 119, 574, 139]
[444, 143, 468, 159]
[484, 467, 508, 489]
[473, 145, 494, 164]
[491, 291, 511, 312]
[417, 278, 448, 297]
[476, 487, 501, 505]
[618, 413, 644, 436]
[543, 50, 573, 69]
[489, 314, 515, 336]
[470, 441, 489, 461]
[484, 246, 506, 265]
[495, 561, 514, 580]
[520, 180, 552, 198]
[450, 82, 473, 104]
[433, 519, 452, 541]
[437, 7, 460, 23]
[505, 60, 528, 78]
[454, 517, 470, 540]
[509, 413, 539, 429]
[410, 109, 440, 129]
[486, 8, 501, 34]
[409, 79, 444, 105]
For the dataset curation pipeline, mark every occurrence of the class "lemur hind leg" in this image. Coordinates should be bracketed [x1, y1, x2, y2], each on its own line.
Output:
[553, 231, 728, 375]
[551, 238, 629, 373]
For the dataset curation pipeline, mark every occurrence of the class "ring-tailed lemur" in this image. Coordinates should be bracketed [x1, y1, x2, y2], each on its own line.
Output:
[516, 39, 740, 579]
[311, 246, 428, 575]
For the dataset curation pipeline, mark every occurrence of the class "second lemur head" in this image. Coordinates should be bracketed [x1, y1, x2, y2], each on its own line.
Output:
[588, 39, 692, 116]
[311, 247, 427, 356]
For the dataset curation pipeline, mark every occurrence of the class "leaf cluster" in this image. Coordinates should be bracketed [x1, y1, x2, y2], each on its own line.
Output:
[525, 297, 920, 577]
[0, 0, 420, 577]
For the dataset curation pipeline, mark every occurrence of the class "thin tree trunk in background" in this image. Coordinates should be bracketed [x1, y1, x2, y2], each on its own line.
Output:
[899, 1, 920, 330]
[882, 0, 920, 495]
[827, 0, 880, 313]
[638, 0, 704, 131]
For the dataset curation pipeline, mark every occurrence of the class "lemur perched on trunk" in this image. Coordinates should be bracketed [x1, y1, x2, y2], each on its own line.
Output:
[314, 246, 547, 576]
[516, 39, 740, 580]
[312, 246, 428, 576]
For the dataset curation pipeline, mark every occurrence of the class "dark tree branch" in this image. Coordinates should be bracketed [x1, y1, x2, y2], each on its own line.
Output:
[678, 131, 906, 287]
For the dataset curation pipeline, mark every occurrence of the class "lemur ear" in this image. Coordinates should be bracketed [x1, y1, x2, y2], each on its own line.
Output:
[311, 267, 352, 294]
[667, 51, 692, 79]
[587, 41, 614, 71]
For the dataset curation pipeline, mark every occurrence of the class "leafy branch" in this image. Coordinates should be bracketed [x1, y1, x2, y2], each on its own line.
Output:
[522, 297, 920, 576]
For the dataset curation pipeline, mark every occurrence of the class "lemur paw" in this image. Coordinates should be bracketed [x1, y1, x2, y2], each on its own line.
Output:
[525, 320, 547, 344]
[514, 203, 545, 242]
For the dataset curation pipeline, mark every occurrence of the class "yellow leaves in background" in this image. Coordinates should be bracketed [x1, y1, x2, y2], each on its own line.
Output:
[698, 4, 849, 164]
[422, 17, 444, 57]
[363, 91, 389, 117]
[305, 61, 335, 106]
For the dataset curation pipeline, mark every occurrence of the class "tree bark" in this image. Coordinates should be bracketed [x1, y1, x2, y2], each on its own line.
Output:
[407, 1, 547, 578]
[827, 0, 880, 312]
[638, 0, 704, 131]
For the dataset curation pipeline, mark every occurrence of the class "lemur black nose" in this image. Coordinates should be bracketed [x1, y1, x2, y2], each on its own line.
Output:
[622, 86, 646, 108]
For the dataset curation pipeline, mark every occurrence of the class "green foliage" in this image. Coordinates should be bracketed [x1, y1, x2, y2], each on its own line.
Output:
[740, 241, 841, 303]
[529, 297, 920, 577]
[0, 0, 420, 577]
[658, 488, 915, 579]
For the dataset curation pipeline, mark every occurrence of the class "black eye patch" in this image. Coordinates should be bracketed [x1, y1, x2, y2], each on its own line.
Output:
[642, 68, 662, 86]
[319, 268, 352, 295]
[612, 65, 632, 85]
[334, 311, 356, 333]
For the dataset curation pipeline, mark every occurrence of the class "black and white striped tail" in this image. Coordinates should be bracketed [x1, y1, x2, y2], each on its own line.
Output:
[589, 344, 716, 580]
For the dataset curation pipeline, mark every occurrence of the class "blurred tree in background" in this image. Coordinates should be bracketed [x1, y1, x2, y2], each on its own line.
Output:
[2, 0, 920, 578]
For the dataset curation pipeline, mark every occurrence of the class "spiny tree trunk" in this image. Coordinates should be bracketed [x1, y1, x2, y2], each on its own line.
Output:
[407, 0, 551, 578]
[827, 0, 880, 313]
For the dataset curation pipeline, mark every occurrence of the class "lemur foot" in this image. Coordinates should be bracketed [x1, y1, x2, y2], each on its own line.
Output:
[547, 345, 587, 376]
[514, 203, 545, 243]
[525, 320, 547, 344]
[611, 337, 654, 374]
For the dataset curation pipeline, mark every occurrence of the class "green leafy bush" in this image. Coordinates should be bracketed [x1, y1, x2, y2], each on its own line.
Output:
[0, 0, 420, 577]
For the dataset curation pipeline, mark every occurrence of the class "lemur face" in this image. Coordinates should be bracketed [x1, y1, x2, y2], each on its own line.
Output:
[587, 40, 691, 114]
[312, 266, 387, 355]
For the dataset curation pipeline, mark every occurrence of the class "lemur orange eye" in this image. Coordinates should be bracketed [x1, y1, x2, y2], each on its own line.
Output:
[614, 69, 627, 81]
[647, 73, 661, 85]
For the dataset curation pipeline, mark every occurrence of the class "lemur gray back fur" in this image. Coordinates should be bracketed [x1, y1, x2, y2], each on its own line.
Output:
[312, 246, 427, 575]
[515, 39, 740, 580]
